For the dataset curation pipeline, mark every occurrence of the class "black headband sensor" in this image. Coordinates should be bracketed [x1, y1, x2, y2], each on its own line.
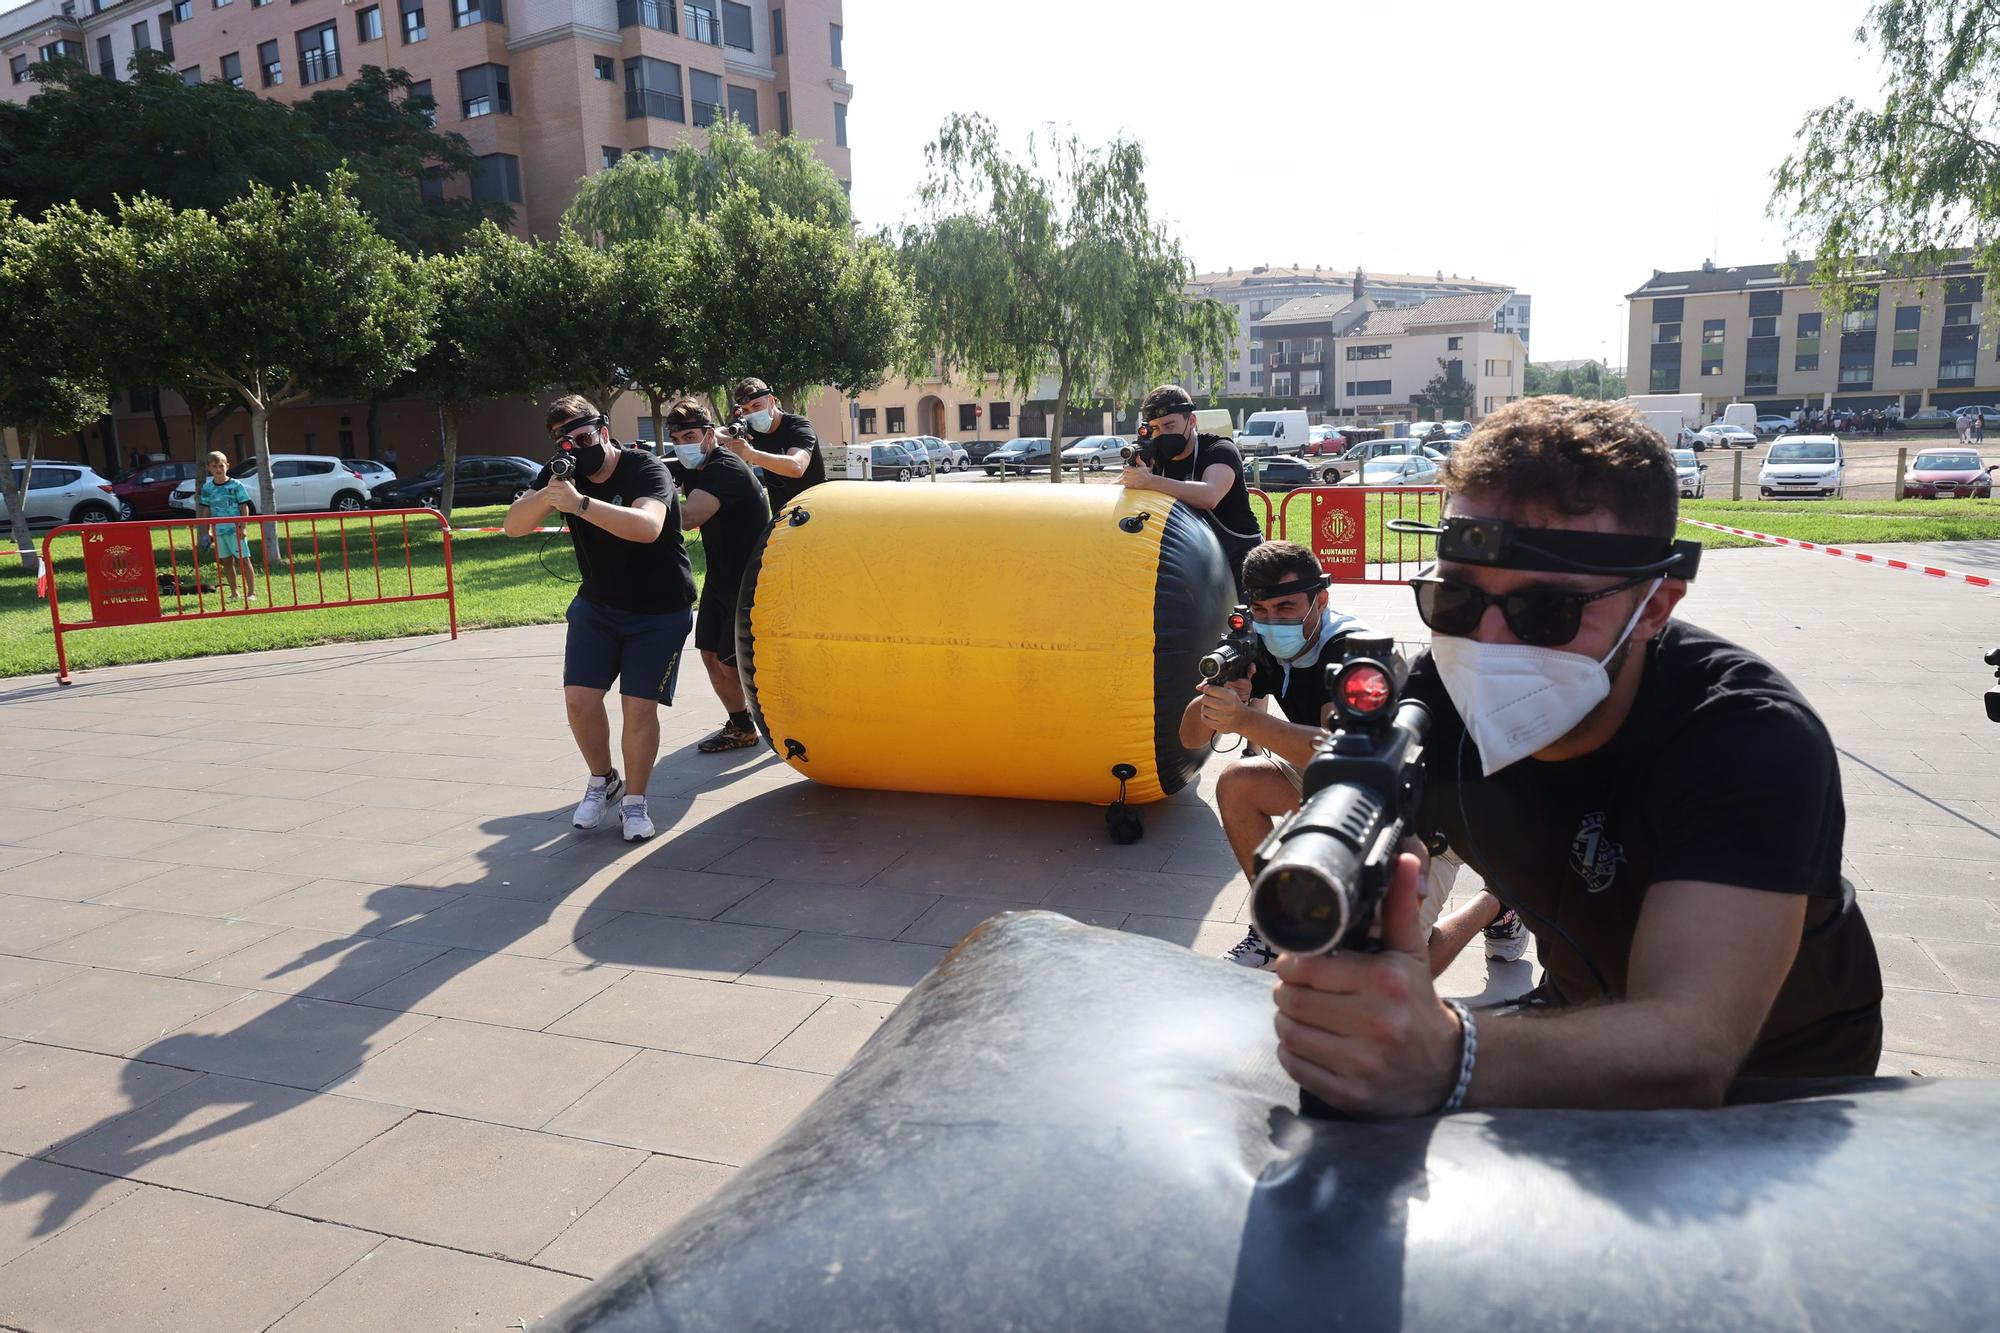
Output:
[553, 413, 608, 440]
[1387, 514, 1701, 581]
[1246, 573, 1329, 601]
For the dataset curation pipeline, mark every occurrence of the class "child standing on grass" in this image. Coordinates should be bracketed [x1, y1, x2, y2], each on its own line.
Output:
[197, 451, 256, 604]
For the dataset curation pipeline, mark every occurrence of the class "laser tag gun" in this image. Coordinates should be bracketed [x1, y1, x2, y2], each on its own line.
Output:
[1120, 421, 1162, 469]
[1985, 648, 2000, 724]
[1198, 607, 1258, 686]
[1248, 634, 1431, 957]
[547, 412, 608, 480]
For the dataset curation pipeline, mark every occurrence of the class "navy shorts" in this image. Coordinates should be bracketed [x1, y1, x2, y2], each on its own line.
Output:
[563, 595, 692, 702]
[694, 567, 743, 665]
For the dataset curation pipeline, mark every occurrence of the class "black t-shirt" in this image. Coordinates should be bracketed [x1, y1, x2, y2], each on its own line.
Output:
[534, 447, 695, 614]
[667, 449, 771, 595]
[1157, 433, 1262, 577]
[748, 411, 825, 513]
[1247, 610, 1368, 728]
[1407, 619, 1883, 1078]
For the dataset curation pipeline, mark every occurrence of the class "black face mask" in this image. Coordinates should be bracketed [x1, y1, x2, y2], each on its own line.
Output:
[552, 432, 609, 481]
[1148, 432, 1190, 462]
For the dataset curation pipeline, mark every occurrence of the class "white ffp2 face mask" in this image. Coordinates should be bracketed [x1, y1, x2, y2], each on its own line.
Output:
[1430, 579, 1662, 776]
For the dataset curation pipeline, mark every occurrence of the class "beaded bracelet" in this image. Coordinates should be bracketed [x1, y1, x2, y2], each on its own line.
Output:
[1439, 998, 1477, 1114]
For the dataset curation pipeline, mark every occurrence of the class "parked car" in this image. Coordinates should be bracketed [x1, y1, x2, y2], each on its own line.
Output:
[918, 435, 970, 472]
[963, 438, 1007, 463]
[1758, 434, 1845, 498]
[856, 444, 921, 481]
[1338, 455, 1441, 488]
[876, 437, 934, 476]
[110, 460, 199, 519]
[1695, 423, 1759, 450]
[1303, 425, 1345, 457]
[2, 462, 122, 529]
[1342, 440, 1447, 465]
[1754, 415, 1796, 437]
[1248, 455, 1341, 491]
[983, 437, 1055, 475]
[370, 455, 543, 509]
[1902, 450, 1995, 499]
[1951, 405, 2000, 428]
[1061, 435, 1127, 471]
[1902, 406, 1954, 426]
[1672, 449, 1707, 499]
[340, 458, 399, 494]
[171, 454, 378, 515]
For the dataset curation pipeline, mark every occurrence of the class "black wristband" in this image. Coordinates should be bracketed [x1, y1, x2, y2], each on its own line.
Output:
[580, 495, 591, 514]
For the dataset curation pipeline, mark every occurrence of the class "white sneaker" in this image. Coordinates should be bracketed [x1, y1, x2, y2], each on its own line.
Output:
[572, 768, 624, 829]
[1222, 927, 1280, 971]
[1484, 908, 1528, 963]
[620, 796, 654, 842]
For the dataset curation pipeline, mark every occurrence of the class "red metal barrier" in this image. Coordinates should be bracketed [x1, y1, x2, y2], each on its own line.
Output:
[42, 508, 456, 683]
[1246, 486, 1445, 583]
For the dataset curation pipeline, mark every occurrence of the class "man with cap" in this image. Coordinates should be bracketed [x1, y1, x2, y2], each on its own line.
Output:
[1121, 384, 1262, 593]
[664, 396, 772, 754]
[720, 377, 825, 513]
[1267, 396, 1883, 1119]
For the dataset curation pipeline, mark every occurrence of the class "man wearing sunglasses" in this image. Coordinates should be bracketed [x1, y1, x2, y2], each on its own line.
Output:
[506, 395, 695, 842]
[1271, 397, 1882, 1117]
[663, 397, 772, 754]
[1121, 384, 1262, 593]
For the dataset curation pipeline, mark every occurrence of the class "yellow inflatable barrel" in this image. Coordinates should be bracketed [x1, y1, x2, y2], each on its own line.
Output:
[735, 484, 1234, 805]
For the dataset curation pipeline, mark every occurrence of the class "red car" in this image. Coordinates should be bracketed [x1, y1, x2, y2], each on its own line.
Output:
[1902, 449, 1995, 499]
[111, 460, 200, 519]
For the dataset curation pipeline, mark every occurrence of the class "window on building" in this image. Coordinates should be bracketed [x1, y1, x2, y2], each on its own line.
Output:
[419, 173, 443, 203]
[1300, 372, 1321, 398]
[834, 102, 846, 146]
[400, 0, 427, 43]
[296, 21, 339, 84]
[1751, 315, 1777, 338]
[458, 63, 510, 118]
[1346, 344, 1389, 361]
[956, 404, 977, 431]
[132, 19, 152, 48]
[777, 90, 789, 135]
[601, 145, 622, 169]
[1271, 373, 1293, 397]
[1838, 343, 1873, 388]
[1250, 371, 1264, 388]
[180, 64, 200, 84]
[1274, 338, 1292, 360]
[726, 85, 758, 132]
[829, 21, 841, 66]
[97, 35, 116, 78]
[588, 54, 612, 80]
[158, 12, 175, 59]
[617, 0, 674, 31]
[1698, 318, 1725, 376]
[625, 56, 683, 121]
[685, 1, 718, 43]
[885, 406, 906, 433]
[471, 152, 521, 204]
[1229, 371, 1241, 384]
[408, 78, 433, 124]
[1938, 326, 1977, 386]
[357, 4, 382, 39]
[1795, 312, 1821, 371]
[1653, 321, 1680, 344]
[172, 0, 191, 19]
[1944, 303, 1973, 327]
[1344, 380, 1391, 397]
[689, 68, 721, 126]
[722, 0, 752, 49]
[1447, 336, 1461, 350]
[42, 39, 86, 64]
[1306, 337, 1322, 360]
[452, 0, 500, 26]
[219, 51, 242, 85]
[771, 6, 783, 53]
[1649, 342, 1682, 393]
[1892, 305, 1921, 367]
[858, 408, 876, 435]
[1841, 290, 1879, 333]
[258, 38, 281, 85]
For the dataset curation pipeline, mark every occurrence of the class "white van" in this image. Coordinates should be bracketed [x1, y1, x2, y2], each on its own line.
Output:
[1722, 402, 1759, 433]
[1758, 434, 1845, 498]
[1240, 409, 1308, 457]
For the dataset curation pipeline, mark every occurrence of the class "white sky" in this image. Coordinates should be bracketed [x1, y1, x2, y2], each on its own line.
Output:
[846, 0, 1885, 364]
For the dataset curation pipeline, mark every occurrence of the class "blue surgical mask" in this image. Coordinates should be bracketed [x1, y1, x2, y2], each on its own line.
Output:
[746, 408, 775, 432]
[1254, 620, 1312, 661]
[672, 443, 707, 469]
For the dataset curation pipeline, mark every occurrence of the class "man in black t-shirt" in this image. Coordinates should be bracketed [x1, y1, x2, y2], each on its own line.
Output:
[1268, 397, 1883, 1119]
[719, 376, 825, 513]
[505, 394, 696, 843]
[1120, 384, 1262, 592]
[664, 396, 773, 754]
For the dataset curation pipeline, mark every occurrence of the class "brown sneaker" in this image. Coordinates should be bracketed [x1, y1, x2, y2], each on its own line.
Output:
[697, 722, 759, 753]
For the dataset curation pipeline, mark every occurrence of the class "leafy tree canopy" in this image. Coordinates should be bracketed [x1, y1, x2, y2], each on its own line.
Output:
[564, 117, 852, 243]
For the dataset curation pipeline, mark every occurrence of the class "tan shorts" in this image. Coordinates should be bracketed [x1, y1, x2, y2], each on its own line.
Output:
[1258, 751, 1449, 937]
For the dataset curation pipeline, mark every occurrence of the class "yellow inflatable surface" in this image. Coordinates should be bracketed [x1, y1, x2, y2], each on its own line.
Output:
[735, 483, 1234, 806]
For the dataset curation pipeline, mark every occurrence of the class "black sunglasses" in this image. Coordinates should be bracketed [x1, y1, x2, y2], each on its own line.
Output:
[1411, 573, 1651, 647]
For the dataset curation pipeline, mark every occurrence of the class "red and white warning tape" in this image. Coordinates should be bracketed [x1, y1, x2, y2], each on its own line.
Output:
[1680, 518, 1995, 589]
[451, 526, 563, 534]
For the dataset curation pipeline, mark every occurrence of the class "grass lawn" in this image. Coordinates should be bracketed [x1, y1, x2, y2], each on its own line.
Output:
[1, 505, 707, 679]
[1676, 497, 2000, 549]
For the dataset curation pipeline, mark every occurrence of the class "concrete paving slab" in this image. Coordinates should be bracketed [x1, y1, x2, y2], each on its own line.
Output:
[719, 879, 938, 939]
[740, 932, 949, 1005]
[34, 909, 285, 977]
[87, 863, 310, 917]
[0, 894, 132, 953]
[0, 1043, 201, 1156]
[0, 969, 250, 1056]
[897, 897, 1125, 948]
[545, 1048, 830, 1165]
[553, 912, 793, 981]
[0, 851, 168, 903]
[548, 971, 825, 1060]
[355, 949, 629, 1029]
[758, 997, 895, 1076]
[1922, 940, 2000, 999]
[142, 990, 436, 1090]
[0, 955, 80, 1007]
[277, 1113, 642, 1262]
[533, 1154, 736, 1280]
[321, 1017, 636, 1128]
[182, 927, 449, 1002]
[0, 1150, 144, 1267]
[379, 896, 631, 958]
[232, 878, 457, 937]
[265, 1236, 588, 1332]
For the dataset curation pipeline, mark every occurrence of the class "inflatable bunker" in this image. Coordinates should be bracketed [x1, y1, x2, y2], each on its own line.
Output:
[548, 913, 2000, 1332]
[734, 484, 1234, 807]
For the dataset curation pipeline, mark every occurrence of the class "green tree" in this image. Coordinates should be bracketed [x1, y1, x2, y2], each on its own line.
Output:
[77, 176, 433, 519]
[1771, 1, 2000, 311]
[564, 117, 852, 242]
[0, 51, 502, 253]
[1421, 358, 1477, 417]
[0, 205, 112, 571]
[899, 113, 1234, 481]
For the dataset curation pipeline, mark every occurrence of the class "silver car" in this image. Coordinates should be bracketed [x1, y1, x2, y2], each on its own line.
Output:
[1672, 449, 1707, 499]
[1060, 435, 1128, 471]
[2, 461, 123, 530]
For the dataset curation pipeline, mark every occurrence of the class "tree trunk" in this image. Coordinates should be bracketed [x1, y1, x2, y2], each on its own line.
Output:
[249, 399, 279, 550]
[5, 429, 40, 574]
[367, 401, 382, 462]
[1049, 371, 1072, 483]
[202, 403, 236, 452]
[150, 390, 171, 456]
[646, 390, 665, 456]
[440, 403, 460, 519]
[99, 413, 123, 474]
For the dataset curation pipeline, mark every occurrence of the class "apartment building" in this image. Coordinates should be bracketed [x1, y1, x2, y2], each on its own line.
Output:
[1192, 264, 1529, 397]
[1625, 257, 1995, 417]
[1256, 287, 1523, 422]
[4, 0, 852, 464]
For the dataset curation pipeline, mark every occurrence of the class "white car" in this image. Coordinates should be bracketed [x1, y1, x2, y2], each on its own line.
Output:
[1338, 455, 1441, 488]
[1754, 415, 1796, 437]
[2, 461, 123, 530]
[1061, 435, 1128, 471]
[341, 458, 399, 494]
[918, 436, 970, 472]
[1672, 449, 1707, 499]
[169, 455, 378, 515]
[1695, 423, 1759, 450]
[1759, 434, 1845, 499]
